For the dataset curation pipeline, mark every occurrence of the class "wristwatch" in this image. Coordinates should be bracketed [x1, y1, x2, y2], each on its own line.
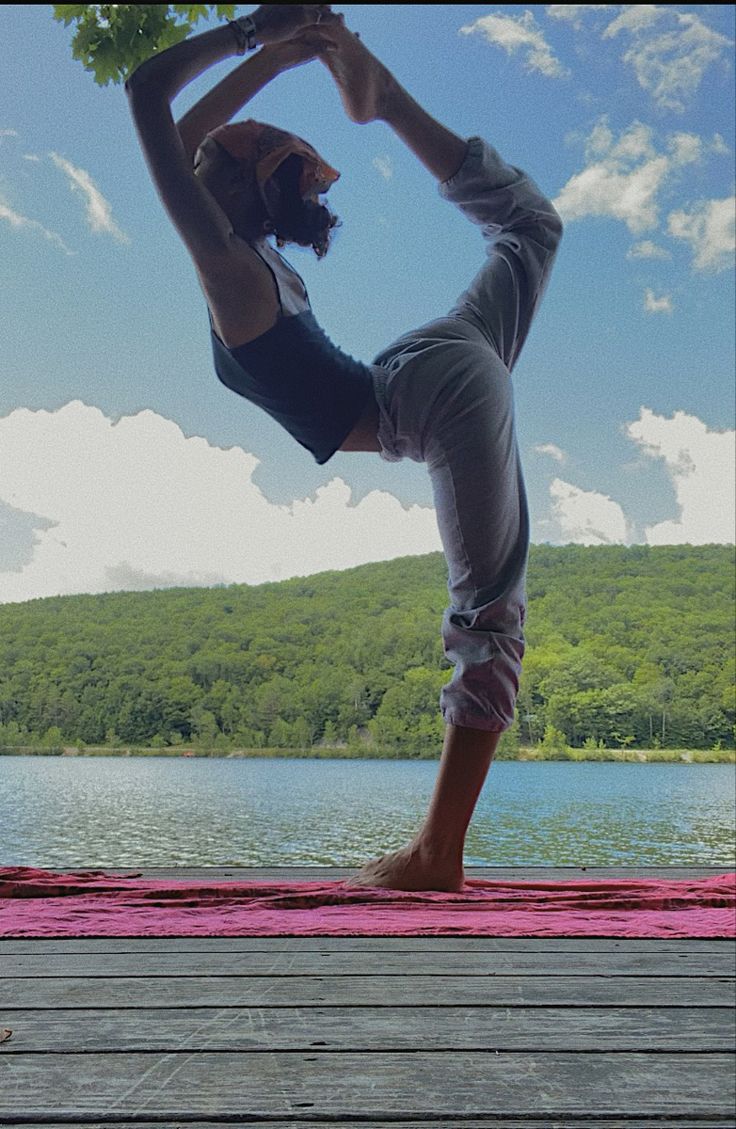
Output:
[229, 14, 258, 55]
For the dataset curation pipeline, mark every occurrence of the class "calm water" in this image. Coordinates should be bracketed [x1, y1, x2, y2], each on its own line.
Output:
[2, 756, 735, 868]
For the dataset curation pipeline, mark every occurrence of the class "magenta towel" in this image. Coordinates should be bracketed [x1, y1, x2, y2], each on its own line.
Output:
[1, 868, 734, 938]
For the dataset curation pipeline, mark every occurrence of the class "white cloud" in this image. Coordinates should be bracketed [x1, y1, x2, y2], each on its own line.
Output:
[668, 131, 729, 162]
[549, 478, 630, 545]
[583, 119, 615, 158]
[643, 288, 673, 314]
[603, 5, 666, 38]
[22, 153, 40, 162]
[49, 152, 129, 244]
[553, 118, 726, 238]
[554, 120, 670, 233]
[546, 6, 616, 31]
[0, 402, 442, 604]
[626, 409, 736, 544]
[666, 132, 703, 167]
[372, 155, 393, 181]
[535, 443, 567, 463]
[627, 239, 670, 260]
[0, 193, 74, 255]
[602, 6, 734, 111]
[459, 10, 569, 78]
[667, 196, 735, 273]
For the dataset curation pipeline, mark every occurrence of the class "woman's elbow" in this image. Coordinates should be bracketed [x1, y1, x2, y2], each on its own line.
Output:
[541, 203, 564, 252]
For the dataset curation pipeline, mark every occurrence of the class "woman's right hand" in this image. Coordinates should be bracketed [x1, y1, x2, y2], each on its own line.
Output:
[260, 25, 339, 74]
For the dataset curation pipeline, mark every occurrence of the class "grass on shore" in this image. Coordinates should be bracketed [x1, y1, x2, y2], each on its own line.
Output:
[1, 745, 734, 763]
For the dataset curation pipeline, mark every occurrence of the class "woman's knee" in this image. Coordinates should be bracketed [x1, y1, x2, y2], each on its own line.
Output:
[438, 576, 527, 731]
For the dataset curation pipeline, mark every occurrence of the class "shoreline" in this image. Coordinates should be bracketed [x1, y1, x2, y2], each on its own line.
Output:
[2, 746, 734, 763]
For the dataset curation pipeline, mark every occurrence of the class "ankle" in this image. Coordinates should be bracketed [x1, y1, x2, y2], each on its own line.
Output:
[413, 829, 464, 866]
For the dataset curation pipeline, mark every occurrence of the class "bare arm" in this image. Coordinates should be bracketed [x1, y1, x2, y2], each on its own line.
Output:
[125, 21, 248, 264]
[123, 6, 336, 265]
[175, 48, 283, 165]
[173, 33, 339, 165]
[125, 5, 332, 99]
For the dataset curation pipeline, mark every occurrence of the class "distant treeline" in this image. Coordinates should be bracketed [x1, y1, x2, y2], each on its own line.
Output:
[0, 545, 733, 755]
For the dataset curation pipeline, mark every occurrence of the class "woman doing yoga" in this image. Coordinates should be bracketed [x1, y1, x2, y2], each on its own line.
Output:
[126, 5, 563, 892]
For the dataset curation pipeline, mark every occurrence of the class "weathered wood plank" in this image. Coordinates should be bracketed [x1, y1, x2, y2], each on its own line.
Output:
[2, 973, 733, 1007]
[4, 948, 733, 977]
[3, 935, 731, 954]
[0, 1005, 732, 1053]
[7, 1122, 731, 1129]
[2, 868, 732, 1126]
[0, 1051, 733, 1118]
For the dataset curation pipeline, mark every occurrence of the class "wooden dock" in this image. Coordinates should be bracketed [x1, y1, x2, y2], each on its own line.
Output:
[1, 865, 734, 1127]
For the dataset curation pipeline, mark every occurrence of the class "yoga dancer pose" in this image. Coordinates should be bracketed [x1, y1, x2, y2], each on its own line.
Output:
[126, 5, 562, 891]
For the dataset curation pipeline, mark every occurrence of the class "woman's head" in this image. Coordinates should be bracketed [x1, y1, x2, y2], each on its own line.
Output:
[265, 153, 340, 259]
[193, 120, 340, 257]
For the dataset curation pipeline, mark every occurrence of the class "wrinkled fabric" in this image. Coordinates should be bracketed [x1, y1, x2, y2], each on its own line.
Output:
[1, 868, 733, 938]
[372, 137, 562, 731]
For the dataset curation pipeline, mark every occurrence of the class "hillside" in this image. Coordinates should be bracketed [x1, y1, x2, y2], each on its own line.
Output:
[0, 545, 733, 753]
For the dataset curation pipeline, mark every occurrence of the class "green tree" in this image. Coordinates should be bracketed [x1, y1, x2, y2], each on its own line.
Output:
[541, 724, 569, 755]
[190, 704, 220, 746]
[1, 546, 733, 755]
[370, 668, 446, 757]
[52, 4, 236, 86]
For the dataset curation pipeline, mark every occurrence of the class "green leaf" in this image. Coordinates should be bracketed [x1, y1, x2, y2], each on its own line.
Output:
[157, 22, 194, 49]
[176, 5, 209, 21]
[53, 3, 230, 86]
[52, 5, 89, 27]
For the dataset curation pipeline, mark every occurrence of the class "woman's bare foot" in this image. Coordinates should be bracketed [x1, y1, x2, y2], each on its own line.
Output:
[319, 18, 395, 123]
[344, 838, 465, 892]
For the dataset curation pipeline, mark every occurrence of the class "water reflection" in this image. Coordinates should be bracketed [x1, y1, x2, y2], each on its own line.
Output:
[2, 756, 734, 868]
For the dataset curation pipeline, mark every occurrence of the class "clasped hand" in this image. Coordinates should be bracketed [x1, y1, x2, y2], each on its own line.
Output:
[250, 4, 338, 45]
[253, 5, 344, 72]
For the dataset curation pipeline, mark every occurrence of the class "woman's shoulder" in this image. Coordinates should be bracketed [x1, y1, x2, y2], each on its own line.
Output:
[197, 236, 310, 349]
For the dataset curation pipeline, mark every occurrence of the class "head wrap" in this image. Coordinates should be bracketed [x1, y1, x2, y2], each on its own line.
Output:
[206, 120, 340, 214]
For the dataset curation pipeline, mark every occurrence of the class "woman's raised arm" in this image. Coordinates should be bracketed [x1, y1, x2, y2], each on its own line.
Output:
[175, 40, 325, 165]
[124, 6, 333, 100]
[123, 7, 337, 266]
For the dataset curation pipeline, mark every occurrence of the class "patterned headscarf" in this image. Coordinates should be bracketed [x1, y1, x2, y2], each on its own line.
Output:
[206, 119, 340, 213]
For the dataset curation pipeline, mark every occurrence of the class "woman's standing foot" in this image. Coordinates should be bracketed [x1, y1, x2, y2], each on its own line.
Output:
[344, 837, 465, 892]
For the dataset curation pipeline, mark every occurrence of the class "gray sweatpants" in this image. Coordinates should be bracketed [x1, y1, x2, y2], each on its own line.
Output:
[371, 137, 563, 732]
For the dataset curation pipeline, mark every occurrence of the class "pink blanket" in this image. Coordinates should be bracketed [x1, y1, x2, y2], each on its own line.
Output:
[1, 868, 734, 937]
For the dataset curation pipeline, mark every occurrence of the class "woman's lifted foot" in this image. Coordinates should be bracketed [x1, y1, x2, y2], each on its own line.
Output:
[344, 837, 465, 892]
[317, 16, 395, 123]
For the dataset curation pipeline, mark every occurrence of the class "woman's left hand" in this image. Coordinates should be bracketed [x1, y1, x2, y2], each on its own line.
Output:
[261, 26, 339, 73]
[250, 5, 337, 46]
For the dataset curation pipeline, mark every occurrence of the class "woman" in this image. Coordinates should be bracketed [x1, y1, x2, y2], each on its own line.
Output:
[126, 4, 562, 892]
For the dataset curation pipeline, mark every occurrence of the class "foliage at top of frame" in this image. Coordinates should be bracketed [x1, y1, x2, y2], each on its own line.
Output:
[52, 4, 237, 86]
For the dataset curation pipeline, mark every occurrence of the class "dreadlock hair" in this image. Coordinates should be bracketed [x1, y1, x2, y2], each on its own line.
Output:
[267, 154, 340, 260]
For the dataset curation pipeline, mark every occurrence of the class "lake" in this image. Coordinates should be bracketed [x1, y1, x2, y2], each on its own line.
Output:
[2, 756, 734, 869]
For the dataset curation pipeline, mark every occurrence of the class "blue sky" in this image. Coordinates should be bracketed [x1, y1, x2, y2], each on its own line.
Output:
[1, 3, 734, 603]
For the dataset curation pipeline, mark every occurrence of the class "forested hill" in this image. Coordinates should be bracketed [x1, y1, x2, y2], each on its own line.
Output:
[0, 545, 733, 753]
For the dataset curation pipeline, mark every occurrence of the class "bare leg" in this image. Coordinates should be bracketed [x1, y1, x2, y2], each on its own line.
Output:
[324, 19, 506, 892]
[344, 725, 500, 891]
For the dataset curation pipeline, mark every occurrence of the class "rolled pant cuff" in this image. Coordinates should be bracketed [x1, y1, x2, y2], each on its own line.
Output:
[441, 708, 510, 733]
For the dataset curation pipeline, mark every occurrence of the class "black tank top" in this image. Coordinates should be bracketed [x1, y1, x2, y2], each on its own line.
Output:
[208, 247, 374, 466]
